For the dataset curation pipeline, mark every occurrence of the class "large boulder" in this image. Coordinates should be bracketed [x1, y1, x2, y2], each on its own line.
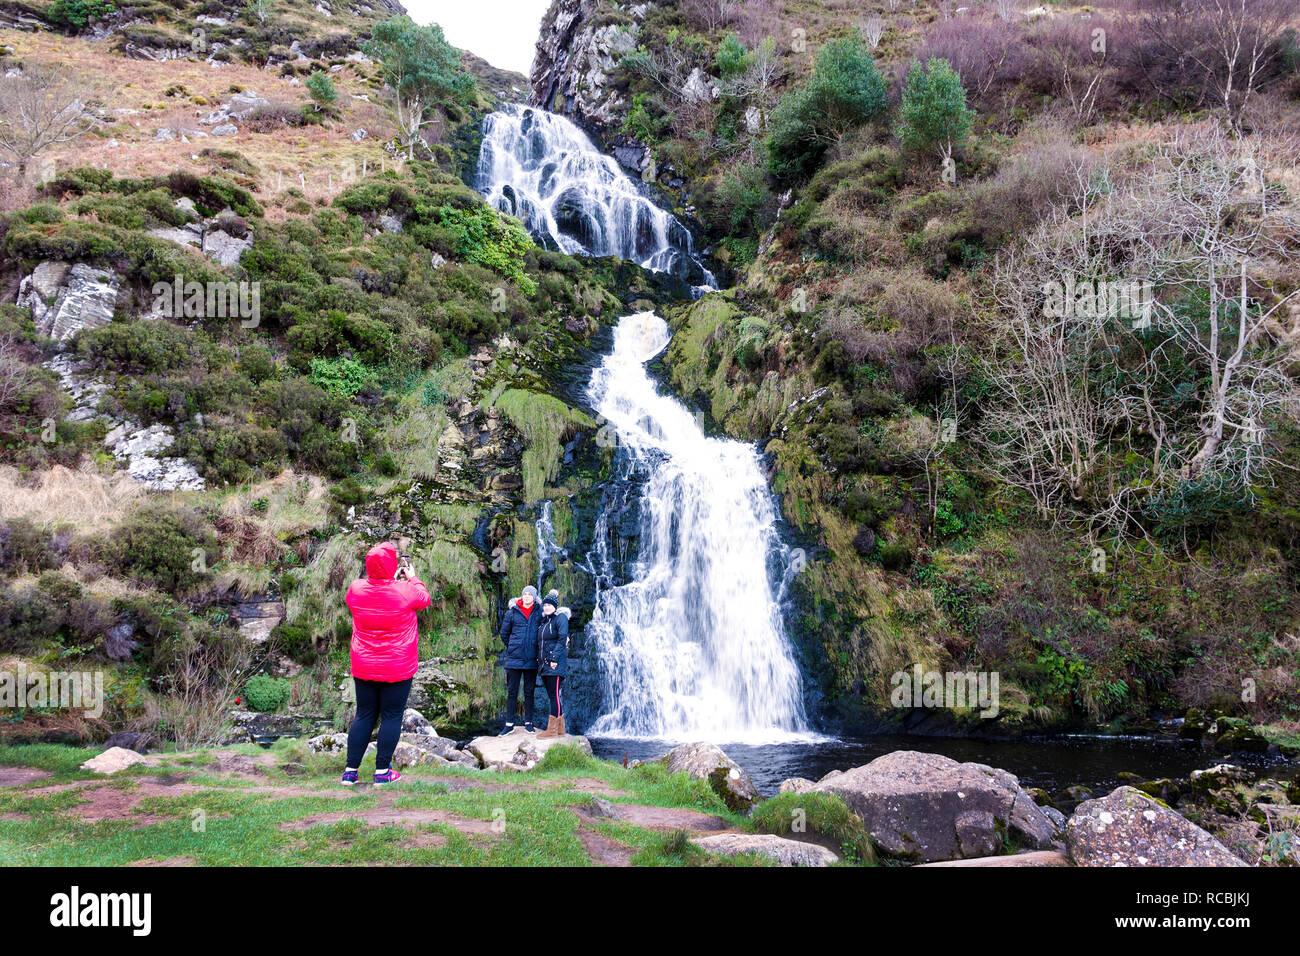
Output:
[660, 742, 759, 813]
[691, 833, 839, 867]
[1065, 786, 1246, 866]
[810, 750, 1060, 862]
[467, 729, 593, 771]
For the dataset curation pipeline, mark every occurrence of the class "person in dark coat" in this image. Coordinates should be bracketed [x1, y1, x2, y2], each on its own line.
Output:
[497, 584, 541, 734]
[536, 591, 571, 738]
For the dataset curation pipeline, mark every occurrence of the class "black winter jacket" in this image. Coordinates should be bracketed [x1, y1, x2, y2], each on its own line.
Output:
[536, 608, 571, 677]
[498, 598, 541, 669]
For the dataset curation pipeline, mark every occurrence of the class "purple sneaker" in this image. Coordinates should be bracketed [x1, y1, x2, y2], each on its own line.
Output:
[341, 770, 359, 787]
[373, 768, 402, 786]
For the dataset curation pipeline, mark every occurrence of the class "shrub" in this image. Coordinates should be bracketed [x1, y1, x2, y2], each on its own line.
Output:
[766, 32, 887, 183]
[108, 504, 218, 592]
[244, 674, 291, 712]
[47, 0, 116, 29]
[896, 57, 976, 158]
[880, 541, 913, 571]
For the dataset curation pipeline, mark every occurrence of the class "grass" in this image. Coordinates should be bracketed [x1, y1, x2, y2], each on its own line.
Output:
[493, 389, 596, 503]
[0, 741, 835, 867]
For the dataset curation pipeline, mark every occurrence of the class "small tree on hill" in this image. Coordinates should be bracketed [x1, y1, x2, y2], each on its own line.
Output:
[363, 15, 475, 160]
[895, 57, 976, 161]
[305, 70, 337, 112]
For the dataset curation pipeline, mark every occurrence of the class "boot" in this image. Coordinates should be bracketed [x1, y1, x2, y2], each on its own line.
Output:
[537, 715, 560, 739]
[554, 715, 566, 737]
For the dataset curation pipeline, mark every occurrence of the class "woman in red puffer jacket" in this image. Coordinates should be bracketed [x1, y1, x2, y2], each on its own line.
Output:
[341, 542, 430, 786]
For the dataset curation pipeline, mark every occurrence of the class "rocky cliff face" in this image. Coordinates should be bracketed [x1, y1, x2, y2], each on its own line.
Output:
[530, 0, 645, 144]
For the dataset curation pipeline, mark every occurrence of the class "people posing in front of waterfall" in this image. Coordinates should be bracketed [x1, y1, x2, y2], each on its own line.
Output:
[497, 584, 542, 734]
[340, 542, 431, 786]
[536, 592, 570, 739]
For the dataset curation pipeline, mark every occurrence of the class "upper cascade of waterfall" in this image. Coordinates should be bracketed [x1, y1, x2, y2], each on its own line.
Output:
[581, 312, 816, 744]
[474, 105, 717, 293]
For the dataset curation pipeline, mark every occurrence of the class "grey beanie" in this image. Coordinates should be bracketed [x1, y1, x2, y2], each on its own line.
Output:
[521, 585, 539, 599]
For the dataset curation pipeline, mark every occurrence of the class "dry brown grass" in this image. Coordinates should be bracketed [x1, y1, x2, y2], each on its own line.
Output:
[0, 28, 397, 207]
[0, 463, 144, 530]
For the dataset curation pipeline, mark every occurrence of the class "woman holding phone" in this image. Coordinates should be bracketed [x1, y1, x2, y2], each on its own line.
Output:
[341, 542, 430, 786]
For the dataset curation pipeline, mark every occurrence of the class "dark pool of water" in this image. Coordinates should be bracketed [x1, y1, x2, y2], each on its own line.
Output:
[589, 734, 1298, 798]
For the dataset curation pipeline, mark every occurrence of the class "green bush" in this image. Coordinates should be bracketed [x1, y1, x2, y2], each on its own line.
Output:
[766, 32, 887, 183]
[108, 504, 218, 592]
[47, 0, 116, 29]
[244, 674, 291, 712]
[895, 57, 976, 157]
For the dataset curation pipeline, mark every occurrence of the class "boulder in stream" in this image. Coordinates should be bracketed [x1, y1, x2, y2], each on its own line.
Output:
[659, 742, 759, 813]
[810, 750, 1061, 862]
[1065, 786, 1246, 866]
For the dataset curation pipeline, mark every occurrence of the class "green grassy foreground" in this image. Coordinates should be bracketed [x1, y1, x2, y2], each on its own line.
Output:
[0, 742, 871, 867]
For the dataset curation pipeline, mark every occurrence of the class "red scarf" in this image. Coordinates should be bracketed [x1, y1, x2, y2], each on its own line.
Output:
[519, 601, 533, 619]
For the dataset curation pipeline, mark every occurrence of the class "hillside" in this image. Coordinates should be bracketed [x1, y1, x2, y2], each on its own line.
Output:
[0, 0, 1298, 759]
[0, 0, 668, 746]
[526, 0, 1300, 739]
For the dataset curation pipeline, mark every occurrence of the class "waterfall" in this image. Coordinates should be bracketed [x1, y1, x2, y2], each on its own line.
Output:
[580, 312, 812, 743]
[475, 105, 717, 291]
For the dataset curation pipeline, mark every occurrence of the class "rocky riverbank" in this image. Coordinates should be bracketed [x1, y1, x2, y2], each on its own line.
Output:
[10, 725, 1290, 867]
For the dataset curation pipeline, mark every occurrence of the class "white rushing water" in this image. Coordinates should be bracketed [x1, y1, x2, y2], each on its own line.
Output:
[475, 105, 717, 291]
[582, 312, 813, 743]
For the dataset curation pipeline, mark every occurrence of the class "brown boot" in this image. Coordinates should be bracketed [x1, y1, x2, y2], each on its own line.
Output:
[537, 715, 560, 739]
[554, 715, 566, 737]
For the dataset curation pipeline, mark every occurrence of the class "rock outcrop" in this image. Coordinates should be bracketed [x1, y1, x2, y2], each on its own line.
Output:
[658, 742, 759, 812]
[531, 0, 642, 140]
[811, 750, 1061, 862]
[1065, 786, 1247, 867]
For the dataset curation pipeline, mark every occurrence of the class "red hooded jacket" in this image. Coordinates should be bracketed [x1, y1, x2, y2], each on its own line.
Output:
[345, 542, 431, 682]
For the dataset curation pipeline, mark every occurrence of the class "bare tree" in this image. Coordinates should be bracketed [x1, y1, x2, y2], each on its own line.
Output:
[980, 129, 1300, 538]
[0, 66, 96, 182]
[1127, 0, 1298, 131]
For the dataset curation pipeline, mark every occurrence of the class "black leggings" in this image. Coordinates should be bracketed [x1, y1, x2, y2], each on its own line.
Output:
[542, 674, 564, 718]
[347, 677, 412, 771]
[504, 668, 536, 725]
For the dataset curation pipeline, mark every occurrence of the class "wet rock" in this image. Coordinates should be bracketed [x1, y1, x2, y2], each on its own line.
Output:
[1066, 786, 1246, 866]
[232, 600, 283, 644]
[811, 750, 1061, 863]
[659, 742, 758, 813]
[691, 833, 839, 866]
[779, 777, 815, 794]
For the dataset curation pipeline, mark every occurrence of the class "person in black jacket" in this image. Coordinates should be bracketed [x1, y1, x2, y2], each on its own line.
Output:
[536, 591, 570, 738]
[497, 584, 541, 734]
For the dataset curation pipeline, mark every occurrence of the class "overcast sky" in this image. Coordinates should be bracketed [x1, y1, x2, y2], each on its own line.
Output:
[402, 0, 553, 76]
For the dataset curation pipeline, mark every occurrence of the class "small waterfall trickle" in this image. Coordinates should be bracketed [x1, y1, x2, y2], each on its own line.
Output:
[580, 312, 812, 743]
[474, 105, 717, 292]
